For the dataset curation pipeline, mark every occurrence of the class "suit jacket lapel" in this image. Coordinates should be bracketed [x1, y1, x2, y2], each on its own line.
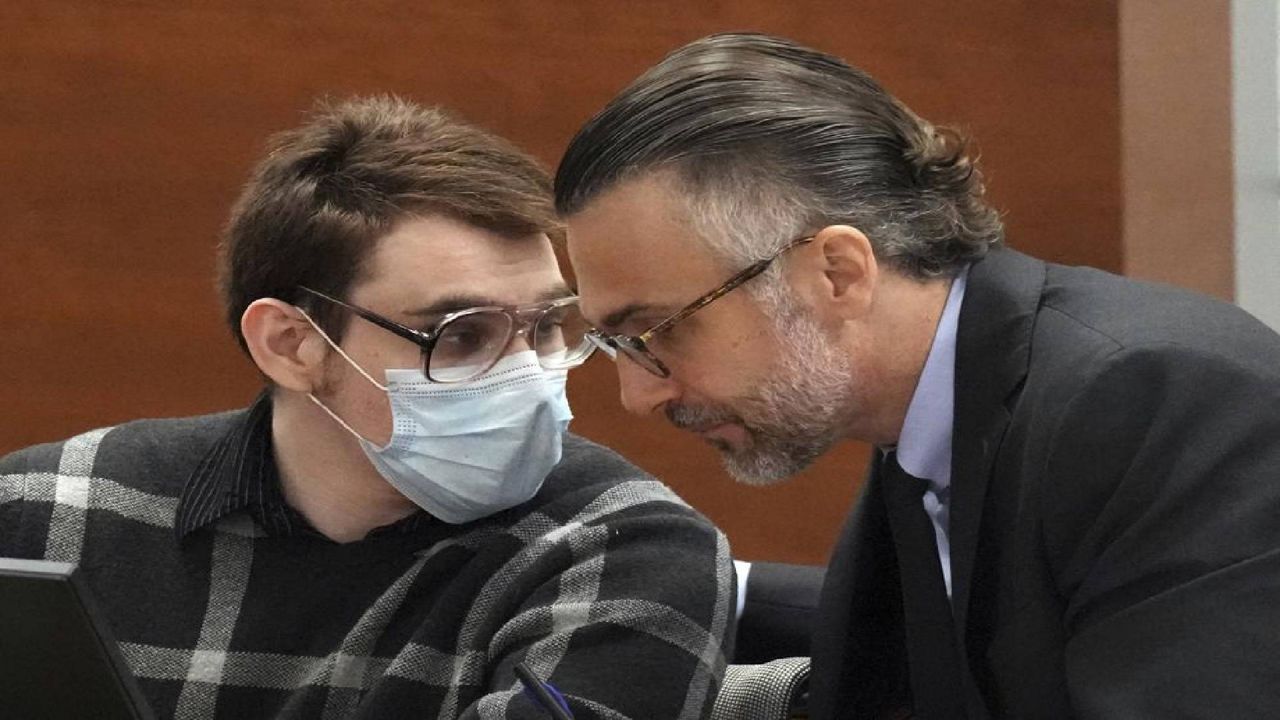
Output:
[810, 457, 909, 719]
[948, 249, 1044, 636]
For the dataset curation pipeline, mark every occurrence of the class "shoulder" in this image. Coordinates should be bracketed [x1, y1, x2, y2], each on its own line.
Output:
[1037, 262, 1280, 362]
[1, 410, 246, 495]
[1023, 274, 1280, 462]
[526, 433, 712, 528]
[972, 252, 1274, 394]
[998, 257, 1280, 520]
[556, 433, 655, 487]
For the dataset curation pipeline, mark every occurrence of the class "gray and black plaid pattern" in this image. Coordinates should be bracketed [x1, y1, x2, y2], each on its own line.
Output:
[0, 407, 733, 719]
[711, 658, 811, 720]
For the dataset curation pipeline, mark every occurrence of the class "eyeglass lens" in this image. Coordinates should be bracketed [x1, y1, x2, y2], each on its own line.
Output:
[427, 303, 594, 382]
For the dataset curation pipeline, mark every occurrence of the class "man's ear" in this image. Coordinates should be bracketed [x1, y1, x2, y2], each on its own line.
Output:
[241, 299, 329, 392]
[800, 224, 878, 323]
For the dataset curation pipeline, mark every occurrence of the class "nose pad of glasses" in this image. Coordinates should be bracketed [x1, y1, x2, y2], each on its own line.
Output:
[506, 325, 536, 355]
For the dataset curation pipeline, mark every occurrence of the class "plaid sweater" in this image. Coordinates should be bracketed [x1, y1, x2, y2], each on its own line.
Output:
[0, 401, 734, 719]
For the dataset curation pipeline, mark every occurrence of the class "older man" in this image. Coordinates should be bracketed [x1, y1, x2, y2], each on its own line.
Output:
[556, 32, 1280, 719]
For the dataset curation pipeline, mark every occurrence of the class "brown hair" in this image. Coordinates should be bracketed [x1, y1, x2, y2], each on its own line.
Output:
[219, 95, 560, 353]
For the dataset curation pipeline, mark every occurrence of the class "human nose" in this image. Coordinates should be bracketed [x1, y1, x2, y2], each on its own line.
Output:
[505, 318, 536, 355]
[616, 353, 680, 415]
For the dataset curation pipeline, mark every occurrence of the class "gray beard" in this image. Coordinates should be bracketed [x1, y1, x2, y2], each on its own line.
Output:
[666, 310, 854, 486]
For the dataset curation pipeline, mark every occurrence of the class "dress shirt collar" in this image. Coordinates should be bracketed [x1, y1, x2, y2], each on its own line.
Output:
[895, 267, 968, 490]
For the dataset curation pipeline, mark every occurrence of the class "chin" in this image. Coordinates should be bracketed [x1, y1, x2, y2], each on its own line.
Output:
[718, 449, 808, 487]
[715, 426, 839, 487]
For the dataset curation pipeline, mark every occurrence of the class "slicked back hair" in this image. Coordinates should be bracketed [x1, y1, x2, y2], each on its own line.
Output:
[555, 32, 1002, 285]
[220, 95, 560, 354]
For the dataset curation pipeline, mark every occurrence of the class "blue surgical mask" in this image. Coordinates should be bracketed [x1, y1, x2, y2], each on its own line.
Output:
[302, 313, 573, 524]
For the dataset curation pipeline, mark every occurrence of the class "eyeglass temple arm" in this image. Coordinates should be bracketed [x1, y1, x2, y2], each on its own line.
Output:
[641, 236, 813, 341]
[296, 286, 437, 346]
[640, 262, 769, 340]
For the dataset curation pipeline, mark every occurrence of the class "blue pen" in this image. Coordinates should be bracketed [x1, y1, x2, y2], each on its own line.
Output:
[514, 662, 574, 720]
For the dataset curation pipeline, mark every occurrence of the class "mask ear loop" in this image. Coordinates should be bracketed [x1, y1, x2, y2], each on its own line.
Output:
[295, 307, 389, 391]
[295, 306, 389, 448]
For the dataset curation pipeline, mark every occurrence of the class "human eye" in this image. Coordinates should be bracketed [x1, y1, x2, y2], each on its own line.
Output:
[540, 305, 569, 329]
[445, 317, 495, 347]
[433, 315, 507, 364]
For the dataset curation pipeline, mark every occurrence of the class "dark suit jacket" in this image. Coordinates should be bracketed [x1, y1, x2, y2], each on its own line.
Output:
[735, 561, 826, 664]
[809, 248, 1280, 719]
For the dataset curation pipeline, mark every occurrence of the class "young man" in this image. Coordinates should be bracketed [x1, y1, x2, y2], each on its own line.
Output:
[556, 33, 1280, 719]
[0, 96, 733, 719]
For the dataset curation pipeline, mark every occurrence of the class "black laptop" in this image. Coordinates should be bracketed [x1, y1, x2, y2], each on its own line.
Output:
[0, 558, 156, 719]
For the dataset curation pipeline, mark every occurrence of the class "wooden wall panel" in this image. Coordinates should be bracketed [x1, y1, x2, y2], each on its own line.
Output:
[0, 1, 1120, 565]
[1120, 0, 1234, 300]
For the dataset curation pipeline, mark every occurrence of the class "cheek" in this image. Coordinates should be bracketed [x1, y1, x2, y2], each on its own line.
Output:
[674, 354, 766, 408]
[700, 325, 787, 389]
[320, 351, 396, 446]
[705, 300, 786, 360]
[349, 377, 395, 447]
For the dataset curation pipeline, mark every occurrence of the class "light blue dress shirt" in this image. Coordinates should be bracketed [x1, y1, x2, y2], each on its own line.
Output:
[893, 267, 968, 597]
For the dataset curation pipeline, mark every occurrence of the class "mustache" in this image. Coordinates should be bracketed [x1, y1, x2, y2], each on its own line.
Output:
[665, 402, 742, 432]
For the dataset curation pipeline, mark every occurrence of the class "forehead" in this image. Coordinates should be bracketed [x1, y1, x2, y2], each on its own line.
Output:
[351, 214, 563, 308]
[566, 175, 722, 325]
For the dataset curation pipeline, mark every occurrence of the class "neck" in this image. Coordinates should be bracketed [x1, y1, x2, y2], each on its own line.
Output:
[850, 272, 954, 446]
[270, 391, 418, 543]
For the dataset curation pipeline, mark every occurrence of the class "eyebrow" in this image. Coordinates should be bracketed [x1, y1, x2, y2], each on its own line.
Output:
[599, 302, 661, 331]
[404, 284, 575, 320]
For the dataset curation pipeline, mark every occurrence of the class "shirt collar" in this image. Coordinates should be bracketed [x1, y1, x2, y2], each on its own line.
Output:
[895, 266, 968, 490]
[175, 392, 299, 540]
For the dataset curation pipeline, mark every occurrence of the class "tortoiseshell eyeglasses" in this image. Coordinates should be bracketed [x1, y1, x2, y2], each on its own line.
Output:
[585, 236, 813, 378]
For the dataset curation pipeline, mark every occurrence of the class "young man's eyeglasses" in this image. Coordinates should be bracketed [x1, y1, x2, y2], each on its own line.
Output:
[297, 287, 595, 383]
[585, 236, 813, 378]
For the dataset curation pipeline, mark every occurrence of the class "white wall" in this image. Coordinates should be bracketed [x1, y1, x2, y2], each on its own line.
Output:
[1233, 0, 1280, 331]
